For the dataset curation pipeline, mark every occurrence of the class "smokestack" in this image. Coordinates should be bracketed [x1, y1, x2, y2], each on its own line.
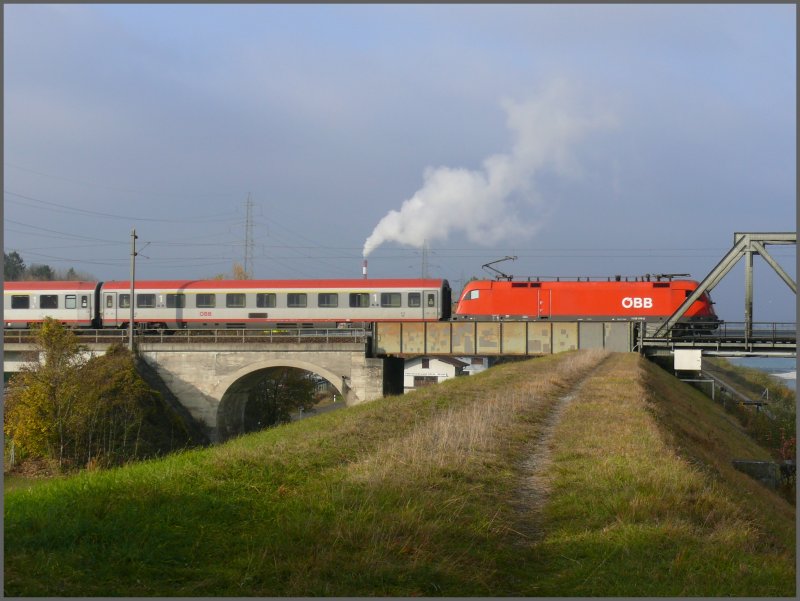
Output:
[362, 259, 368, 279]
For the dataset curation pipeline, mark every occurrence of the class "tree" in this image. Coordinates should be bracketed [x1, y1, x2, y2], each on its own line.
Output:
[3, 252, 92, 282]
[4, 251, 26, 280]
[244, 368, 317, 430]
[26, 263, 55, 281]
[232, 262, 250, 280]
[4, 319, 89, 468]
[205, 263, 249, 280]
[57, 266, 96, 281]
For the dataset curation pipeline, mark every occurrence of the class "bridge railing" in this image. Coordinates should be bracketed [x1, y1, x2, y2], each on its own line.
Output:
[3, 329, 129, 344]
[3, 328, 370, 346]
[136, 328, 370, 345]
[642, 321, 796, 343]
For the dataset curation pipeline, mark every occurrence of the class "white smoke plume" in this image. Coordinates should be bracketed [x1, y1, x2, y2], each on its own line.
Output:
[362, 80, 614, 258]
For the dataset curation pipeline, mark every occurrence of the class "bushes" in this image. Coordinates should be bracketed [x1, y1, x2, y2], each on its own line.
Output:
[4, 319, 191, 472]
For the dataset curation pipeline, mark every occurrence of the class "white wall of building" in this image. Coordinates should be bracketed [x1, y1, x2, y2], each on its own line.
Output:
[403, 356, 468, 392]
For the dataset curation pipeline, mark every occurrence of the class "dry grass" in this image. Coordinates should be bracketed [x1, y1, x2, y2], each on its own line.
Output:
[348, 350, 609, 485]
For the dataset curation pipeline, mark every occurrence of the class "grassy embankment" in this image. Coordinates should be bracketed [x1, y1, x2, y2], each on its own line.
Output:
[702, 357, 796, 468]
[4, 351, 795, 596]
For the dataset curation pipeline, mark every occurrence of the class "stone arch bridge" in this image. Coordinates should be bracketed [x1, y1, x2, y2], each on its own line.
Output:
[139, 342, 395, 442]
[4, 330, 401, 443]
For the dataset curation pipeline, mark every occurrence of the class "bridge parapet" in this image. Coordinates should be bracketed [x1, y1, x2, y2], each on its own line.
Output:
[3, 327, 369, 346]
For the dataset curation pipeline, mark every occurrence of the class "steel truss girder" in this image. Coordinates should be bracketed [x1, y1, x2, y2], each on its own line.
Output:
[653, 232, 796, 338]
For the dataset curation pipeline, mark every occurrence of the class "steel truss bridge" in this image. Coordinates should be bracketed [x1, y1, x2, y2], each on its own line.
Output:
[643, 232, 796, 358]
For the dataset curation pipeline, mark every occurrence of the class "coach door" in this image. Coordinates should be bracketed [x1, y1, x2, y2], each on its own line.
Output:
[103, 292, 118, 326]
[537, 289, 551, 319]
[422, 290, 438, 320]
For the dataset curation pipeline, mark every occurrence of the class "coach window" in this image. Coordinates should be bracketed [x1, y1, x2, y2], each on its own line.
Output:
[120, 294, 130, 309]
[287, 293, 307, 308]
[381, 292, 401, 308]
[137, 294, 156, 308]
[196, 294, 216, 308]
[256, 293, 276, 308]
[427, 293, 436, 308]
[166, 293, 186, 308]
[81, 296, 88, 309]
[349, 293, 369, 308]
[408, 293, 421, 308]
[318, 293, 338, 308]
[226, 293, 246, 308]
[11, 295, 30, 309]
[40, 295, 58, 309]
[66, 295, 77, 310]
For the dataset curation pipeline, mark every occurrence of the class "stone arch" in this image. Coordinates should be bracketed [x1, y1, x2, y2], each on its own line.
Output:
[213, 358, 353, 441]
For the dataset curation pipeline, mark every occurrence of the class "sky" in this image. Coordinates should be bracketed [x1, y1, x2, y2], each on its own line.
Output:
[3, 4, 797, 322]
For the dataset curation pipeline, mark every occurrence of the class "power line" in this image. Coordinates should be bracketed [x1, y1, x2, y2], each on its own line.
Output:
[5, 219, 125, 244]
[4, 161, 244, 199]
[4, 189, 239, 223]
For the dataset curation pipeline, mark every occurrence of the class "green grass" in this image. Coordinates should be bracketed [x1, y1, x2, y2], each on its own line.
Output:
[4, 351, 795, 596]
[704, 357, 796, 406]
[702, 357, 796, 476]
[529, 354, 794, 596]
[3, 474, 63, 494]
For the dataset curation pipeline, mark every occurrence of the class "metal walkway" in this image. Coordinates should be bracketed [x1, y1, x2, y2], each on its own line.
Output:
[639, 321, 796, 357]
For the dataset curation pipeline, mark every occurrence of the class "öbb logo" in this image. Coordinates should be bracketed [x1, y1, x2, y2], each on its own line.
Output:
[621, 297, 653, 309]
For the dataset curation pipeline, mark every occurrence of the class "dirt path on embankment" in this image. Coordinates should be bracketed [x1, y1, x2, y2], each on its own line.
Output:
[513, 352, 614, 542]
[346, 349, 611, 487]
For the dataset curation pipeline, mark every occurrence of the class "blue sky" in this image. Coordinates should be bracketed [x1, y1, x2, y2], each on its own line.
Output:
[3, 4, 796, 321]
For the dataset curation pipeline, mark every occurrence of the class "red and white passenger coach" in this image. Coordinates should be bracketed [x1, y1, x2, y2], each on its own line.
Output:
[98, 278, 452, 330]
[4, 281, 100, 329]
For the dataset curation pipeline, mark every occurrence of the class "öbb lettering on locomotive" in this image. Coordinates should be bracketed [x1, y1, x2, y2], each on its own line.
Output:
[621, 297, 653, 309]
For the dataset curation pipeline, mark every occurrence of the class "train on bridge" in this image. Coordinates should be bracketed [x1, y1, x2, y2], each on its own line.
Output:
[4, 275, 718, 331]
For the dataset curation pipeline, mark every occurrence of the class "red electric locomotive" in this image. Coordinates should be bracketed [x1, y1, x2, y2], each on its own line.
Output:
[453, 277, 718, 325]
